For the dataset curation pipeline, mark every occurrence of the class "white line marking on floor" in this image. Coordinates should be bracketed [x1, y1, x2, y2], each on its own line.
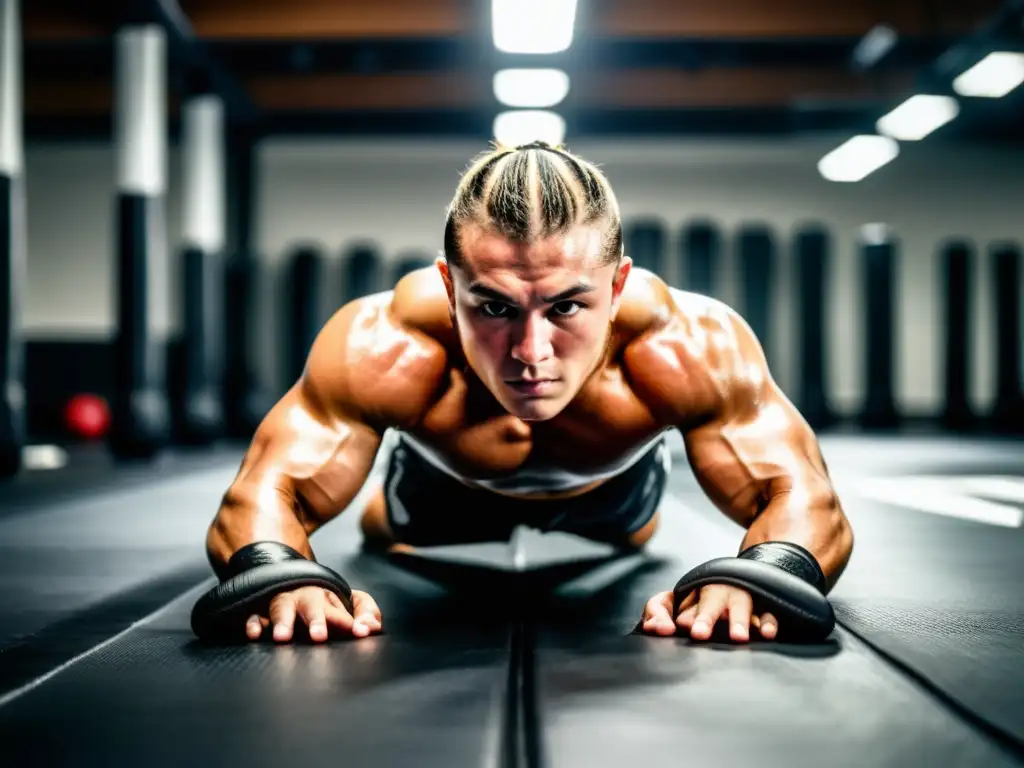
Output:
[856, 476, 1024, 528]
[0, 582, 208, 710]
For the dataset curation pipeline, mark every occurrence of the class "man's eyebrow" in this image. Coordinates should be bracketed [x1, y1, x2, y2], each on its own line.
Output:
[543, 284, 596, 303]
[467, 282, 596, 305]
[468, 283, 516, 304]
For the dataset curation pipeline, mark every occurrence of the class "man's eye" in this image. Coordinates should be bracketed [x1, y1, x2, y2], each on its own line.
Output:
[551, 301, 582, 317]
[481, 302, 514, 318]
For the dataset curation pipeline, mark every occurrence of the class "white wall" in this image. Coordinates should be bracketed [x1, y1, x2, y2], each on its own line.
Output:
[23, 144, 183, 339]
[256, 137, 1024, 414]
[22, 137, 1024, 415]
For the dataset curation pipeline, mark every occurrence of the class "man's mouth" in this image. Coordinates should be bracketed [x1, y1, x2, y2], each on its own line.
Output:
[506, 378, 560, 396]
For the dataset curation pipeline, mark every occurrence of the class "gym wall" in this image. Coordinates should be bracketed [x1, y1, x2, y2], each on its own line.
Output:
[257, 138, 1024, 416]
[21, 137, 1024, 420]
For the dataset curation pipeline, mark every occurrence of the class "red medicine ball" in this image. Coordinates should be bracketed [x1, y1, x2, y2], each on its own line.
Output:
[65, 394, 111, 441]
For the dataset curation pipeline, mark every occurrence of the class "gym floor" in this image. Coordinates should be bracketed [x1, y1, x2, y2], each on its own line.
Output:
[0, 432, 1021, 766]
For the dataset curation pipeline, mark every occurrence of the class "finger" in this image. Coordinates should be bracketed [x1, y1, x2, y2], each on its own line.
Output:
[245, 613, 265, 641]
[269, 594, 297, 643]
[676, 588, 699, 614]
[323, 601, 356, 635]
[758, 611, 779, 640]
[727, 589, 753, 642]
[675, 602, 700, 632]
[640, 592, 676, 636]
[297, 593, 329, 643]
[351, 590, 383, 633]
[690, 587, 730, 640]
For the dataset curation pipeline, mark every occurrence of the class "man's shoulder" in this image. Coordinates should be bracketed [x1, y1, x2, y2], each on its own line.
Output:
[620, 274, 765, 423]
[390, 266, 458, 342]
[303, 272, 453, 427]
[617, 269, 737, 345]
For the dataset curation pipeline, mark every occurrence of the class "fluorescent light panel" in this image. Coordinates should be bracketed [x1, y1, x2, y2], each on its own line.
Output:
[494, 69, 570, 108]
[953, 52, 1024, 98]
[494, 110, 566, 148]
[876, 94, 959, 141]
[493, 0, 578, 54]
[818, 135, 899, 183]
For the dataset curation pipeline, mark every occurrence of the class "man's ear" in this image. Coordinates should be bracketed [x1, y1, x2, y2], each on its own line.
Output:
[435, 256, 457, 312]
[609, 256, 632, 318]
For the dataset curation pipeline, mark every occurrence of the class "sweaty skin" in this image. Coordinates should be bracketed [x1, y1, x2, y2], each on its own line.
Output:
[207, 254, 853, 643]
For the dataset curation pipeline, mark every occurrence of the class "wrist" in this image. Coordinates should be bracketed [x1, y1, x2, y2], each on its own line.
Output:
[738, 540, 827, 594]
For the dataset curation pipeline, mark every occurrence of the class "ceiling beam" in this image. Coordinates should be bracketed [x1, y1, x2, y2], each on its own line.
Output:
[246, 73, 487, 110]
[589, 0, 1005, 38]
[571, 68, 914, 108]
[200, 36, 952, 77]
[137, 0, 260, 124]
[23, 2, 116, 41]
[180, 0, 470, 39]
[240, 67, 913, 112]
[25, 79, 113, 116]
[175, 0, 1005, 41]
[25, 65, 913, 117]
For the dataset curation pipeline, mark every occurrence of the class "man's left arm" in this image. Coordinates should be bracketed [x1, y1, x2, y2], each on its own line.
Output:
[638, 297, 853, 640]
[683, 358, 853, 593]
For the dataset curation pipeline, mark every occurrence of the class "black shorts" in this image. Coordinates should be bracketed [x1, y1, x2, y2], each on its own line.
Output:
[382, 434, 670, 547]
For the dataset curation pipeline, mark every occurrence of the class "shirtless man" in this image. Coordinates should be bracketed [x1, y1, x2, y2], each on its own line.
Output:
[201, 142, 854, 646]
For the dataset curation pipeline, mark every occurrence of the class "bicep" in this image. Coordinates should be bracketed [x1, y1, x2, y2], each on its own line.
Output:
[226, 376, 384, 532]
[237, 293, 445, 528]
[222, 302, 393, 532]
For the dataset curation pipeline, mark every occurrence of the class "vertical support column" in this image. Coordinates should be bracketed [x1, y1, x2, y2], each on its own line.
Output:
[736, 223, 776, 371]
[177, 93, 225, 444]
[990, 242, 1024, 432]
[283, 243, 327, 385]
[681, 220, 721, 298]
[793, 224, 833, 428]
[624, 220, 666, 277]
[222, 124, 270, 439]
[110, 25, 169, 460]
[858, 225, 900, 430]
[940, 240, 974, 430]
[0, 0, 23, 477]
[225, 126, 255, 260]
[341, 243, 383, 304]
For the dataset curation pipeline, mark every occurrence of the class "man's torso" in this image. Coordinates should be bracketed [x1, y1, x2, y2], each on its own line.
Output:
[340, 267, 736, 500]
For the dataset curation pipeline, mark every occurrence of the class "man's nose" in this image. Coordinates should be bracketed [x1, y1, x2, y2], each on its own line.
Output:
[511, 314, 553, 365]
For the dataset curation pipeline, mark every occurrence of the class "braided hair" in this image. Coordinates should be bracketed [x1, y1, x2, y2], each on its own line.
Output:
[443, 142, 623, 269]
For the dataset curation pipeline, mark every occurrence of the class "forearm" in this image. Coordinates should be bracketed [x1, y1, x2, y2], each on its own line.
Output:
[739, 484, 853, 592]
[206, 479, 315, 577]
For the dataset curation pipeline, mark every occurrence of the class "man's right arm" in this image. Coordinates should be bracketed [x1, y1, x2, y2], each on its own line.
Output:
[205, 293, 447, 574]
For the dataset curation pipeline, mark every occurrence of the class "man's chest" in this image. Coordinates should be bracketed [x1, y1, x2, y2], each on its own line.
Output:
[406, 368, 668, 480]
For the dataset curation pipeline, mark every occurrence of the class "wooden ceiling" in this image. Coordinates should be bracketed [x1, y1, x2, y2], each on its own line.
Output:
[21, 0, 1023, 139]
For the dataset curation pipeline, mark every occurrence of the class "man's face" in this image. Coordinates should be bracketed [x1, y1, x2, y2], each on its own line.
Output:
[439, 223, 630, 421]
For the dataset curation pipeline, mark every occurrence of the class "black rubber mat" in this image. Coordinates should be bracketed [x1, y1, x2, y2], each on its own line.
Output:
[0, 564, 208, 699]
[0, 443, 245, 519]
[0, 549, 512, 766]
[830, 490, 1024, 752]
[2, 434, 1023, 767]
[0, 456, 239, 651]
[526, 492, 1023, 768]
[668, 436, 1024, 758]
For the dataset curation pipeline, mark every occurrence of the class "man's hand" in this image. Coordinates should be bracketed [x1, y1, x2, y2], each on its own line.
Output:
[640, 585, 778, 642]
[245, 586, 383, 643]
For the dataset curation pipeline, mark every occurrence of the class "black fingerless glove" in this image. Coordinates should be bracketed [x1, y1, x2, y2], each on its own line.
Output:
[191, 541, 354, 642]
[672, 541, 835, 642]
